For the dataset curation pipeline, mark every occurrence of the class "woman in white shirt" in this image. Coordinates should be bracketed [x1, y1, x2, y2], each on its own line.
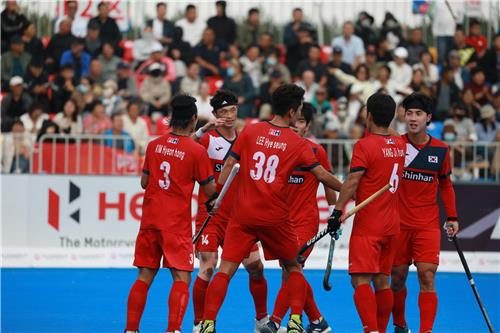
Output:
[54, 98, 83, 135]
[412, 50, 439, 88]
[20, 103, 48, 138]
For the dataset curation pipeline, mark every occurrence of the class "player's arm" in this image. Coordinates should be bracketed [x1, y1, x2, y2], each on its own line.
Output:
[140, 173, 149, 189]
[325, 186, 337, 207]
[218, 155, 238, 187]
[310, 165, 342, 192]
[202, 179, 216, 198]
[192, 118, 226, 142]
[335, 170, 364, 212]
[439, 148, 459, 237]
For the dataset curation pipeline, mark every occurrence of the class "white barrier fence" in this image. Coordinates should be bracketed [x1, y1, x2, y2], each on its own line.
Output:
[1, 175, 498, 272]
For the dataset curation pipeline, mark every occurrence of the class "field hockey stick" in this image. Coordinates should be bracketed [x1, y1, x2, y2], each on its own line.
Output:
[297, 183, 391, 264]
[193, 163, 240, 244]
[323, 237, 335, 291]
[448, 232, 496, 333]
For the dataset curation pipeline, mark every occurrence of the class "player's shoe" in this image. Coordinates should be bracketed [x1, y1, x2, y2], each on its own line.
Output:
[306, 317, 332, 333]
[260, 320, 279, 333]
[286, 316, 306, 333]
[193, 322, 202, 333]
[394, 326, 411, 333]
[255, 315, 270, 333]
[200, 320, 216, 333]
[124, 330, 139, 333]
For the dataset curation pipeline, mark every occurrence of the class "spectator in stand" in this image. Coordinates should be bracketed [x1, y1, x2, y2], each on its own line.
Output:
[54, 98, 83, 135]
[1, 76, 33, 132]
[51, 63, 79, 113]
[311, 86, 333, 116]
[2, 120, 30, 173]
[435, 66, 460, 121]
[179, 62, 201, 96]
[493, 92, 500, 121]
[122, 100, 149, 155]
[364, 45, 379, 80]
[381, 12, 403, 50]
[452, 27, 478, 69]
[412, 50, 439, 88]
[1, 0, 28, 53]
[24, 59, 49, 110]
[168, 27, 193, 66]
[104, 114, 134, 153]
[391, 103, 407, 135]
[354, 11, 377, 47]
[46, 18, 75, 74]
[98, 42, 121, 82]
[88, 2, 121, 50]
[296, 70, 319, 102]
[465, 67, 492, 106]
[239, 44, 262, 91]
[21, 22, 45, 62]
[88, 58, 104, 86]
[286, 25, 315, 72]
[330, 64, 375, 103]
[444, 102, 478, 142]
[116, 62, 138, 99]
[175, 4, 205, 48]
[432, 0, 463, 65]
[375, 36, 393, 64]
[373, 65, 400, 103]
[221, 60, 256, 118]
[132, 26, 163, 64]
[283, 8, 316, 64]
[261, 49, 291, 83]
[258, 70, 284, 120]
[296, 44, 327, 84]
[449, 50, 470, 90]
[259, 32, 276, 58]
[140, 62, 171, 120]
[146, 2, 175, 47]
[83, 101, 111, 134]
[388, 47, 412, 88]
[237, 8, 270, 50]
[475, 104, 499, 142]
[84, 20, 102, 58]
[136, 44, 176, 83]
[331, 21, 365, 69]
[465, 18, 487, 58]
[408, 68, 433, 97]
[54, 0, 87, 38]
[60, 38, 91, 81]
[335, 97, 354, 138]
[326, 46, 352, 99]
[73, 76, 97, 113]
[206, 1, 237, 47]
[194, 27, 222, 77]
[102, 80, 122, 116]
[478, 33, 500, 85]
[194, 81, 214, 122]
[20, 103, 48, 137]
[462, 88, 482, 121]
[36, 119, 60, 142]
[1, 35, 31, 90]
[405, 27, 428, 66]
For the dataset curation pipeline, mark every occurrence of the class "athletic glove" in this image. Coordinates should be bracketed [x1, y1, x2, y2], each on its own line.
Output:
[327, 209, 343, 236]
[204, 192, 219, 214]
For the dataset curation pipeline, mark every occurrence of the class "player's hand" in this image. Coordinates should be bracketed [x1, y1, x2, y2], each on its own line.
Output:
[202, 118, 226, 132]
[443, 219, 459, 239]
[205, 192, 220, 215]
[331, 227, 343, 240]
[327, 209, 342, 235]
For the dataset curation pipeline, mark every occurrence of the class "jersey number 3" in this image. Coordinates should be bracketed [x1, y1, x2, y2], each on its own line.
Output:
[250, 151, 279, 183]
[159, 161, 171, 189]
[389, 163, 399, 193]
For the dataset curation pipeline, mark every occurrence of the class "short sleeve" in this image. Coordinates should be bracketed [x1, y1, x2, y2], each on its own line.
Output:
[350, 141, 369, 173]
[316, 145, 331, 172]
[195, 148, 214, 186]
[439, 147, 452, 179]
[297, 140, 320, 170]
[229, 129, 246, 161]
[199, 132, 209, 149]
[142, 142, 152, 175]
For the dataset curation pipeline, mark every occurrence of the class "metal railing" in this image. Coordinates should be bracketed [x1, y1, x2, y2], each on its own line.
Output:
[2, 134, 499, 182]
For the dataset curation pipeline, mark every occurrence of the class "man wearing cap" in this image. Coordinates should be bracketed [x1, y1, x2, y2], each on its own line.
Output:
[475, 104, 499, 143]
[1, 76, 33, 132]
[135, 43, 176, 83]
[331, 21, 365, 69]
[1, 35, 31, 87]
[388, 47, 412, 88]
[124, 94, 216, 333]
[391, 92, 459, 333]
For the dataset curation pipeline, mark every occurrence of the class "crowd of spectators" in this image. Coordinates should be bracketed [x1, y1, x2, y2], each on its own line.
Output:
[1, 0, 499, 175]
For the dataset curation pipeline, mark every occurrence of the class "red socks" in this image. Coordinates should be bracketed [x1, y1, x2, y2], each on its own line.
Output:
[353, 284, 378, 332]
[392, 288, 407, 328]
[249, 276, 268, 320]
[167, 281, 190, 332]
[203, 272, 230, 320]
[287, 271, 307, 316]
[192, 277, 209, 324]
[126, 279, 149, 331]
[419, 291, 438, 333]
[271, 281, 289, 324]
[375, 288, 393, 333]
[304, 281, 322, 322]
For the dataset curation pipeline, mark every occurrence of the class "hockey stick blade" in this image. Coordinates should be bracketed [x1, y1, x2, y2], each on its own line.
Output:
[323, 237, 335, 291]
[193, 163, 240, 243]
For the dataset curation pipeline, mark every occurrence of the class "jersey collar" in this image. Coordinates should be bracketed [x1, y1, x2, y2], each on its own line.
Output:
[405, 133, 432, 150]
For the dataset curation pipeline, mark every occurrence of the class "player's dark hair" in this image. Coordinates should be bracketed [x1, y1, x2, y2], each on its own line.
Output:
[402, 92, 433, 115]
[301, 102, 314, 125]
[366, 92, 396, 128]
[156, 2, 166, 9]
[210, 89, 238, 113]
[186, 4, 195, 12]
[272, 84, 305, 117]
[248, 8, 259, 16]
[170, 94, 197, 129]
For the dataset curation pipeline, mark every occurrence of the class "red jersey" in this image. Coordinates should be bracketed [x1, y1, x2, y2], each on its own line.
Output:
[399, 134, 455, 229]
[287, 140, 331, 229]
[229, 121, 319, 226]
[141, 133, 214, 233]
[349, 134, 406, 237]
[465, 35, 488, 54]
[197, 129, 237, 222]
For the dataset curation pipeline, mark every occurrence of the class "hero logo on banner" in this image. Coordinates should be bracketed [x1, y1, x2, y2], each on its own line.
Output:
[48, 181, 81, 231]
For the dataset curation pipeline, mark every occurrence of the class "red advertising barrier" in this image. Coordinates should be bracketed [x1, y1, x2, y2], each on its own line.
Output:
[32, 143, 143, 175]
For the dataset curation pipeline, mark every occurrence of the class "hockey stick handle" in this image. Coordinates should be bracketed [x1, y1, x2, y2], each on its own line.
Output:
[297, 183, 391, 263]
[452, 236, 496, 333]
[193, 163, 240, 243]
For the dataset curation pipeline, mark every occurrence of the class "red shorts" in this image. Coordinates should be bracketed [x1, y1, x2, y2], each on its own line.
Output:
[133, 229, 194, 271]
[296, 224, 320, 261]
[221, 221, 299, 263]
[393, 228, 441, 266]
[349, 234, 398, 275]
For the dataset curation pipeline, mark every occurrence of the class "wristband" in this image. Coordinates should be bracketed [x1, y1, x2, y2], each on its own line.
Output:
[328, 205, 336, 215]
[195, 128, 205, 139]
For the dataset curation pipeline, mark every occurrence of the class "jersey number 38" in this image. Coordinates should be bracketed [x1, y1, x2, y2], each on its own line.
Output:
[250, 151, 279, 184]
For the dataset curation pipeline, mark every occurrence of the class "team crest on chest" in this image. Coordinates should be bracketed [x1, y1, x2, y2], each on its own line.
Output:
[268, 129, 281, 137]
[428, 155, 438, 163]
